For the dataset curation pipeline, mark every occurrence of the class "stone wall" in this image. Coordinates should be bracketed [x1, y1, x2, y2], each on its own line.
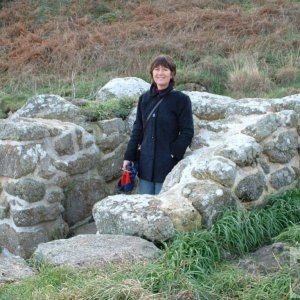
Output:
[2, 81, 300, 258]
[93, 92, 300, 243]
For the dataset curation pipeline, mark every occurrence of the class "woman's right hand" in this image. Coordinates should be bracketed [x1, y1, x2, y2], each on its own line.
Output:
[122, 160, 130, 171]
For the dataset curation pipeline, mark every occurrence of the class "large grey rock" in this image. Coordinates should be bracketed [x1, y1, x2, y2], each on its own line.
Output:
[96, 77, 150, 101]
[4, 177, 46, 203]
[63, 175, 107, 225]
[0, 143, 46, 179]
[238, 243, 291, 275]
[0, 119, 59, 141]
[0, 250, 35, 284]
[192, 156, 236, 188]
[242, 113, 280, 142]
[235, 172, 266, 202]
[270, 167, 296, 190]
[215, 134, 263, 167]
[182, 181, 238, 227]
[0, 217, 68, 258]
[9, 94, 87, 126]
[226, 98, 272, 116]
[93, 195, 175, 242]
[33, 234, 161, 268]
[186, 91, 234, 120]
[263, 131, 298, 163]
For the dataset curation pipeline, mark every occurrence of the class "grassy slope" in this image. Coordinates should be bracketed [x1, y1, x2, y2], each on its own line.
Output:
[1, 0, 300, 117]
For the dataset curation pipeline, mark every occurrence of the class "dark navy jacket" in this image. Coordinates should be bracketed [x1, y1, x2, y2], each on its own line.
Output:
[124, 84, 194, 183]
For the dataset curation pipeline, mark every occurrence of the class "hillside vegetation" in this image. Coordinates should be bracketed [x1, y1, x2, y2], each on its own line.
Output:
[1, 0, 300, 117]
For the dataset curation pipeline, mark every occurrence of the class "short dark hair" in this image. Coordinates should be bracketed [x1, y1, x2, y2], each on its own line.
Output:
[149, 55, 176, 86]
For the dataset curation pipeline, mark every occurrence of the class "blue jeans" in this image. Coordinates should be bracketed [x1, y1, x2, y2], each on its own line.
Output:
[139, 179, 163, 195]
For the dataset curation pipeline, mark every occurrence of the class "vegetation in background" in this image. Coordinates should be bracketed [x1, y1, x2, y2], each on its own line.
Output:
[1, 188, 299, 299]
[1, 0, 300, 117]
[80, 97, 136, 121]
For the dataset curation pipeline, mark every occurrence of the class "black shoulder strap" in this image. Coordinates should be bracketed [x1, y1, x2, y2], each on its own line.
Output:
[142, 89, 174, 131]
[143, 97, 164, 129]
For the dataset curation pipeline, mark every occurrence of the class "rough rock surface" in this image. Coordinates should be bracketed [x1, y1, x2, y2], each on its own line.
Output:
[237, 242, 292, 275]
[96, 77, 150, 101]
[0, 249, 35, 284]
[33, 234, 161, 268]
[0, 117, 103, 258]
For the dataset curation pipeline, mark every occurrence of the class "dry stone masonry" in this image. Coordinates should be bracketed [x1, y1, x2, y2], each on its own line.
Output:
[93, 86, 300, 242]
[1, 78, 300, 259]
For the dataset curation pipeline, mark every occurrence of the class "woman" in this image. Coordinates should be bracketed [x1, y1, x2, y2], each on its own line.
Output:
[123, 55, 194, 195]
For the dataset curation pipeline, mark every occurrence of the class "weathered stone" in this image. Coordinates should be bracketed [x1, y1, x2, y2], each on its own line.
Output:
[93, 195, 175, 242]
[238, 243, 291, 275]
[63, 175, 107, 225]
[0, 143, 46, 178]
[192, 156, 237, 188]
[4, 178, 46, 203]
[96, 77, 150, 101]
[235, 172, 266, 202]
[54, 132, 75, 156]
[10, 202, 64, 227]
[263, 131, 298, 163]
[45, 187, 65, 204]
[0, 194, 9, 219]
[0, 250, 35, 284]
[33, 234, 161, 268]
[98, 118, 127, 135]
[9, 94, 87, 126]
[270, 167, 296, 190]
[98, 133, 128, 153]
[53, 148, 98, 175]
[186, 91, 234, 120]
[278, 110, 298, 127]
[190, 134, 209, 150]
[36, 156, 57, 179]
[215, 134, 262, 167]
[76, 128, 94, 149]
[0, 119, 53, 141]
[242, 113, 279, 142]
[97, 143, 127, 181]
[198, 120, 229, 132]
[271, 94, 300, 113]
[0, 217, 68, 258]
[159, 188, 202, 231]
[258, 157, 270, 174]
[182, 181, 238, 227]
[226, 99, 272, 116]
[162, 158, 192, 192]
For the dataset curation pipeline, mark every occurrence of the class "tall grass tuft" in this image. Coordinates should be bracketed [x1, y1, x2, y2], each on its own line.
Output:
[227, 54, 272, 98]
[139, 188, 300, 294]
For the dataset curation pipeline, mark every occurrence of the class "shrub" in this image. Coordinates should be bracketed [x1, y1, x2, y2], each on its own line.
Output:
[80, 97, 136, 121]
[275, 66, 298, 84]
[227, 55, 272, 97]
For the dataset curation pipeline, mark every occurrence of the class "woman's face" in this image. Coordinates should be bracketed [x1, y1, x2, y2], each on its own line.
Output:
[152, 65, 172, 90]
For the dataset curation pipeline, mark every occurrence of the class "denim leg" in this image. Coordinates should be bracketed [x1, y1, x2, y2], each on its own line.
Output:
[154, 182, 163, 195]
[139, 179, 155, 194]
[139, 179, 163, 195]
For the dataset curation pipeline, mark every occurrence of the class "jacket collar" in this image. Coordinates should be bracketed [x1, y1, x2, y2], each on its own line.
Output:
[150, 83, 174, 98]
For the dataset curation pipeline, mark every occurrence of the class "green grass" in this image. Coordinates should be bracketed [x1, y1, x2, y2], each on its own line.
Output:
[80, 97, 137, 121]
